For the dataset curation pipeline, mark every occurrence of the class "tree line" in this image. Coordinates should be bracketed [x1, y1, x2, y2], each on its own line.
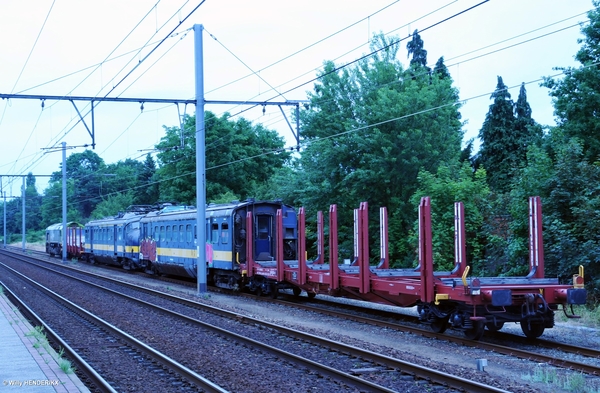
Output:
[3, 3, 599, 300]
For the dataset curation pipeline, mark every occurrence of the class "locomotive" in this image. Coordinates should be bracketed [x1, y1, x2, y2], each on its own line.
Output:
[45, 196, 587, 340]
[45, 221, 84, 259]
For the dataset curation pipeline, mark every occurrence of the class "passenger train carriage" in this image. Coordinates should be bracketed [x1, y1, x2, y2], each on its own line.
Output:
[45, 221, 84, 258]
[138, 200, 298, 292]
[82, 205, 154, 269]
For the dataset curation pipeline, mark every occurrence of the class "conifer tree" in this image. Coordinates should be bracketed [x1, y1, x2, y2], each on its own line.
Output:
[514, 83, 542, 160]
[407, 29, 430, 73]
[477, 76, 516, 193]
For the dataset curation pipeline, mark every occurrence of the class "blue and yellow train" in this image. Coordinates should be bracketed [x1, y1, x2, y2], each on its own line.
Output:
[79, 199, 298, 291]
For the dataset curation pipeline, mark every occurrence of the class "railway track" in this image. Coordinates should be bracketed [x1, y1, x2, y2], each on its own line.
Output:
[0, 249, 512, 393]
[265, 297, 600, 376]
[0, 261, 227, 393]
[11, 247, 600, 373]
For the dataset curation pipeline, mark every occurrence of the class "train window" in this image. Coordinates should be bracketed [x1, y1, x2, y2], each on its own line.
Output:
[194, 225, 197, 246]
[160, 226, 166, 242]
[186, 224, 192, 243]
[211, 223, 219, 244]
[153, 225, 159, 240]
[257, 216, 270, 240]
[118, 227, 123, 241]
[221, 223, 229, 244]
[179, 225, 184, 242]
[166, 226, 172, 242]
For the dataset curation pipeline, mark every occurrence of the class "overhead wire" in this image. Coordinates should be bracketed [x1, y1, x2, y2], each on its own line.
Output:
[204, 27, 287, 101]
[186, 8, 594, 178]
[0, 0, 56, 129]
[1, 0, 57, 192]
[13, 30, 191, 95]
[11, 1, 203, 187]
[201, 1, 458, 153]
[2, 0, 166, 189]
[44, 0, 201, 150]
[6, 3, 591, 207]
[42, 55, 600, 215]
[205, 0, 407, 95]
[223, 0, 492, 120]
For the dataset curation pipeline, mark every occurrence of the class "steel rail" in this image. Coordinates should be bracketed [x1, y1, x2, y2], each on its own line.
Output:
[270, 298, 600, 375]
[4, 250, 510, 393]
[0, 260, 228, 393]
[0, 284, 117, 393]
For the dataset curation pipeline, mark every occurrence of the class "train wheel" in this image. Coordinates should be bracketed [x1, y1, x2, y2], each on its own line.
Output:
[292, 287, 302, 297]
[485, 321, 504, 332]
[430, 317, 449, 333]
[307, 291, 316, 299]
[463, 320, 485, 340]
[521, 321, 545, 339]
[269, 284, 278, 299]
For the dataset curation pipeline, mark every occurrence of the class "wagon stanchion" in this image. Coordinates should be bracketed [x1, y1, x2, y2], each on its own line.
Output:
[527, 196, 544, 279]
[419, 197, 435, 303]
[377, 206, 389, 269]
[329, 204, 339, 291]
[359, 202, 370, 294]
[276, 209, 284, 282]
[452, 202, 466, 277]
[311, 211, 324, 264]
[246, 211, 254, 278]
[298, 207, 307, 285]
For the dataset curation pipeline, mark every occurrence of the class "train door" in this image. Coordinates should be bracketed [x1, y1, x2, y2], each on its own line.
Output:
[113, 225, 118, 256]
[255, 214, 273, 260]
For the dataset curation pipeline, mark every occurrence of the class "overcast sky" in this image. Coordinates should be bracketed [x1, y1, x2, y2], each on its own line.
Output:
[0, 0, 594, 196]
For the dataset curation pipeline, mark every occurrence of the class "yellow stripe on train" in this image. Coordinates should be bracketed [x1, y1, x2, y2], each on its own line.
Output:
[84, 244, 139, 253]
[156, 248, 233, 261]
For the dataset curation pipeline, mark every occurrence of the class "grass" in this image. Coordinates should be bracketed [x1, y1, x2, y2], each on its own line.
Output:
[25, 326, 75, 375]
[521, 365, 599, 393]
[555, 303, 600, 328]
[522, 365, 599, 393]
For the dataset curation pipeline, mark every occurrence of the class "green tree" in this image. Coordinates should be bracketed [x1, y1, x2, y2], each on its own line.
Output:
[40, 178, 83, 228]
[138, 154, 159, 205]
[155, 112, 291, 205]
[407, 29, 429, 71]
[543, 2, 600, 161]
[299, 33, 463, 265]
[544, 139, 600, 290]
[514, 83, 543, 158]
[48, 150, 107, 219]
[477, 76, 516, 193]
[410, 162, 491, 273]
[433, 56, 451, 79]
[24, 173, 42, 231]
[91, 192, 136, 219]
